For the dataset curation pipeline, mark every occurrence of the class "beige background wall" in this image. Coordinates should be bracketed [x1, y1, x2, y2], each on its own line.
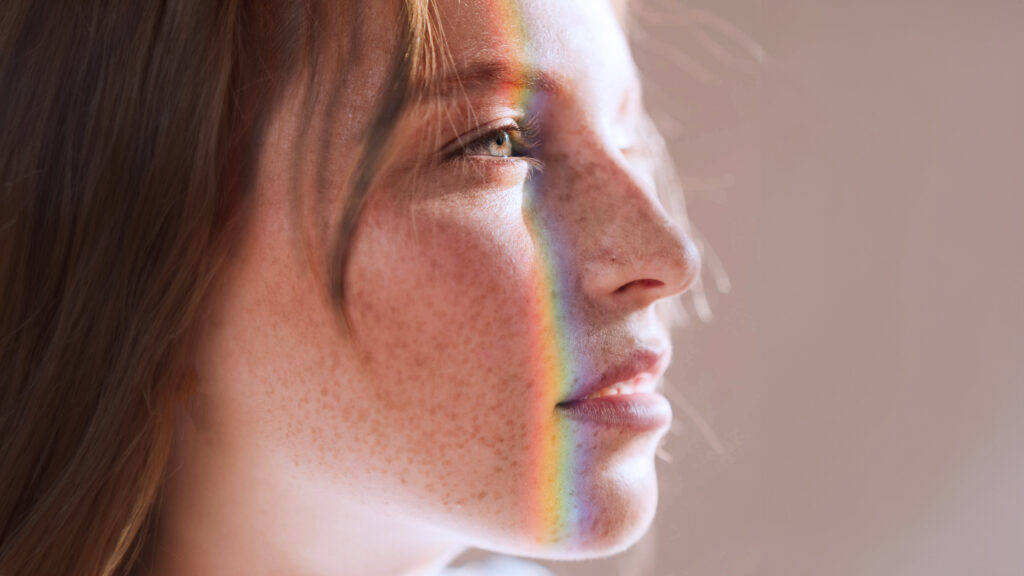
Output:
[539, 0, 1024, 574]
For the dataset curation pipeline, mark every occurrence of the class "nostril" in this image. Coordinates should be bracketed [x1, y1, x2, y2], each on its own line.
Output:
[615, 278, 665, 294]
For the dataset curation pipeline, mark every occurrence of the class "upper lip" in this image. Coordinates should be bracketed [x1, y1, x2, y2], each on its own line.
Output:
[557, 347, 671, 406]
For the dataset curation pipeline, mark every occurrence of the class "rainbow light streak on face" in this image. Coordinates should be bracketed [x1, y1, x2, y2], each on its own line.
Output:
[523, 184, 586, 547]
[491, 2, 589, 547]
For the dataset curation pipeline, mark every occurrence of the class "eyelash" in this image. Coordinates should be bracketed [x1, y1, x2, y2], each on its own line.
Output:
[444, 118, 542, 169]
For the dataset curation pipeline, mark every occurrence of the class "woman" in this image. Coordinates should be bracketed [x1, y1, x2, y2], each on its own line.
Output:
[0, 0, 700, 574]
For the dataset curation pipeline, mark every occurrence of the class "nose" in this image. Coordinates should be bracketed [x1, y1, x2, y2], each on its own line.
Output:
[575, 151, 702, 311]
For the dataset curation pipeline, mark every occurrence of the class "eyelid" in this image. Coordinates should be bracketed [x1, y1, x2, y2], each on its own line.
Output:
[440, 117, 541, 162]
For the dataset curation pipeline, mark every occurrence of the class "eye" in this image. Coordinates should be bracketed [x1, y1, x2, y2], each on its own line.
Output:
[463, 128, 523, 158]
[443, 117, 541, 164]
[438, 119, 543, 179]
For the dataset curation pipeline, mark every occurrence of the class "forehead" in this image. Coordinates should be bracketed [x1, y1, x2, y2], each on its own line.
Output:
[428, 0, 638, 102]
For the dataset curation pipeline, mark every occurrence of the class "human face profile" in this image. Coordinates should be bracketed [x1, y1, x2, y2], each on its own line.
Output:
[162, 0, 700, 573]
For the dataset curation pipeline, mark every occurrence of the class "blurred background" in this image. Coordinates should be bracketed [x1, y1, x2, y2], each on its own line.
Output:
[537, 0, 1024, 574]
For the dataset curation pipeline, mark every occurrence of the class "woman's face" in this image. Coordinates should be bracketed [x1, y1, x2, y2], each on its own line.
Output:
[190, 0, 698, 565]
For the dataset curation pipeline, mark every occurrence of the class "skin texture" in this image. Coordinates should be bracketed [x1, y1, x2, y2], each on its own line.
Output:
[152, 1, 699, 575]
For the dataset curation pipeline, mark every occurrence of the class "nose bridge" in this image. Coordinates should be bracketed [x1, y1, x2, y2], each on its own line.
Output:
[546, 139, 701, 308]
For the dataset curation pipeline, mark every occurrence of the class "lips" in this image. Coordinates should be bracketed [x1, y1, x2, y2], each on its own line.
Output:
[556, 347, 670, 406]
[553, 347, 673, 430]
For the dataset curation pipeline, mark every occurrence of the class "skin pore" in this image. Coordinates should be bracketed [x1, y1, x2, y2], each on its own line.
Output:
[151, 1, 699, 575]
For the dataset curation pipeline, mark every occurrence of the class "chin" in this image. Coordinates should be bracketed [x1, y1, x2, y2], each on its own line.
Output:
[456, 419, 668, 562]
[561, 463, 661, 559]
[501, 455, 663, 562]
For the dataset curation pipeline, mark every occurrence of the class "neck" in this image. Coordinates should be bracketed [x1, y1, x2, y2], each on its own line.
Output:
[147, 415, 465, 576]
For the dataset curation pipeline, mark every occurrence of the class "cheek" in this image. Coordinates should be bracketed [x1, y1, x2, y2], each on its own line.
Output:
[321, 194, 550, 531]
[352, 197, 537, 409]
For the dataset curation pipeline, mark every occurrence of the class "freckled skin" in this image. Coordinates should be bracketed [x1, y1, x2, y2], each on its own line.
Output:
[153, 1, 699, 575]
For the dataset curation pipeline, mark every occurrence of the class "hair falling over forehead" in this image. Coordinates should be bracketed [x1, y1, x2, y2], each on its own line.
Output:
[328, 0, 452, 315]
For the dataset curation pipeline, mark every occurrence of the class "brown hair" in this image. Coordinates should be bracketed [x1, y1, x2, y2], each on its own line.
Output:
[0, 2, 435, 574]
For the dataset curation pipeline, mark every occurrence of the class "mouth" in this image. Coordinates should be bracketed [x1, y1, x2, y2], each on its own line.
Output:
[555, 348, 673, 431]
[575, 370, 660, 400]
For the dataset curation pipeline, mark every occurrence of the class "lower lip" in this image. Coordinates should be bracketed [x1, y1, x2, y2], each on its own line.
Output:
[556, 393, 672, 431]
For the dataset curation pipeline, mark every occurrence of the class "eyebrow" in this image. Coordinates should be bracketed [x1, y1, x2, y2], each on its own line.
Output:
[418, 60, 560, 102]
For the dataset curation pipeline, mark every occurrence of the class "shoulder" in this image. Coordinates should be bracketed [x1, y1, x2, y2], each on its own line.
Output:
[443, 556, 557, 576]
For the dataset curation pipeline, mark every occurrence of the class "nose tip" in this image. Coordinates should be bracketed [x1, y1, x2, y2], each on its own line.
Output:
[584, 213, 702, 310]
[615, 222, 701, 305]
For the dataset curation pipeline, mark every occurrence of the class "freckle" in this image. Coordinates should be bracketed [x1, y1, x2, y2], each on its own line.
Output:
[475, 491, 488, 501]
